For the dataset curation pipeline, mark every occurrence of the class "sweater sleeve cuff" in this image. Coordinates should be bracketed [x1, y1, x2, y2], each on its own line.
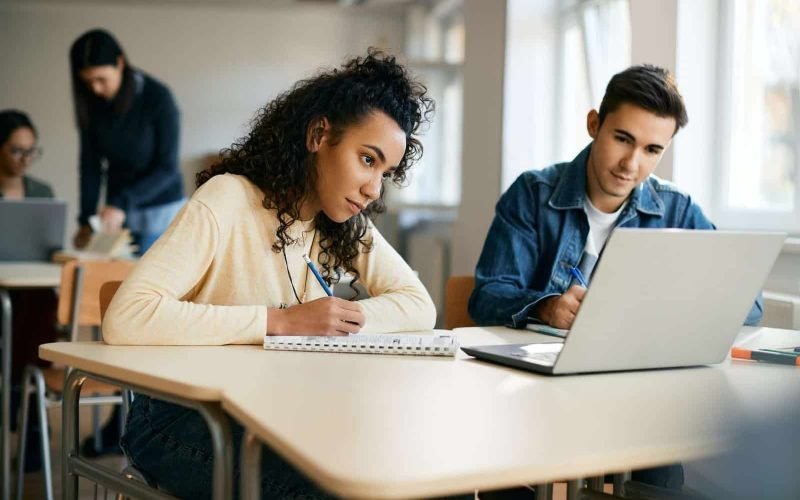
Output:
[108, 192, 132, 214]
[252, 306, 268, 343]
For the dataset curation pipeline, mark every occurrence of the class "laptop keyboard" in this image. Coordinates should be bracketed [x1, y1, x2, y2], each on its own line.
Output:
[520, 351, 558, 366]
[511, 349, 561, 366]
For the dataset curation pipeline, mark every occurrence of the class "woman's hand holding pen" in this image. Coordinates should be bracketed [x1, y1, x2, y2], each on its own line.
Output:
[267, 297, 365, 336]
[536, 285, 586, 329]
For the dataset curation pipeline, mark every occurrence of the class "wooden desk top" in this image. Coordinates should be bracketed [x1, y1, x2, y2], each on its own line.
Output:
[39, 327, 800, 499]
[0, 262, 61, 288]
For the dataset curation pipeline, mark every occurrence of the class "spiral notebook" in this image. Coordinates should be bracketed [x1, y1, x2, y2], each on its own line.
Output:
[263, 333, 459, 357]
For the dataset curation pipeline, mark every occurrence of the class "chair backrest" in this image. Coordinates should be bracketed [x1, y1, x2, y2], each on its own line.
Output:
[56, 260, 135, 338]
[99, 280, 123, 321]
[445, 275, 476, 329]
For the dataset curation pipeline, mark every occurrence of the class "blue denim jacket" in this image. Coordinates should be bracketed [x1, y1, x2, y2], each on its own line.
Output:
[469, 144, 764, 328]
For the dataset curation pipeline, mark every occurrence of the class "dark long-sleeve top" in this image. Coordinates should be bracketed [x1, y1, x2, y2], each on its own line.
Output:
[78, 70, 184, 226]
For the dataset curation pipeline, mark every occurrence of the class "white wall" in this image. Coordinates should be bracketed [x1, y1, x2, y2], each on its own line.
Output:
[629, 0, 678, 182]
[450, 0, 506, 276]
[0, 1, 404, 241]
[502, 0, 559, 189]
[672, 0, 718, 213]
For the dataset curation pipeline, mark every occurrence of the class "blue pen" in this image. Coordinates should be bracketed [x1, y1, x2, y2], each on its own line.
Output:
[570, 266, 589, 288]
[302, 254, 334, 296]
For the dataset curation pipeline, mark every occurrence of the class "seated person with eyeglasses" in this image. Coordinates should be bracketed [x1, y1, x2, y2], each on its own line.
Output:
[0, 109, 58, 472]
[0, 109, 49, 199]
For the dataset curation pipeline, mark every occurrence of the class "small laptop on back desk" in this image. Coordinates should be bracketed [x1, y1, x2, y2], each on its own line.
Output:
[462, 229, 785, 375]
[0, 199, 67, 261]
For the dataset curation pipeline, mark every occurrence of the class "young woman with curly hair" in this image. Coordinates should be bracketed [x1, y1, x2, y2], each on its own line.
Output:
[103, 50, 438, 498]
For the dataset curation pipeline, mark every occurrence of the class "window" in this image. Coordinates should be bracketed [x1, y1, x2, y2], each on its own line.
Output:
[385, 0, 464, 207]
[715, 0, 800, 232]
[556, 11, 593, 162]
[503, 0, 630, 189]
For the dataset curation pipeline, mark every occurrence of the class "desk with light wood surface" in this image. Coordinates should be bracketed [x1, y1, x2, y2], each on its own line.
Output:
[38, 342, 237, 500]
[40, 326, 800, 499]
[229, 326, 800, 499]
[0, 262, 61, 499]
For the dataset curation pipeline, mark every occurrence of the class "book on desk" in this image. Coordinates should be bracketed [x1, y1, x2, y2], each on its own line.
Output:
[52, 229, 137, 262]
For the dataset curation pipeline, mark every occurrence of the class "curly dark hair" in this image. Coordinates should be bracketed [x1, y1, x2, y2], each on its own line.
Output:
[197, 49, 434, 289]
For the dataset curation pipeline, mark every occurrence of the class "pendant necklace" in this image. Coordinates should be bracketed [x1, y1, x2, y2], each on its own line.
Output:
[281, 228, 316, 307]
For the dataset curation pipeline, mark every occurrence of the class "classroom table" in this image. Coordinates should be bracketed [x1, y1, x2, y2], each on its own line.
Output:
[39, 326, 800, 499]
[39, 343, 234, 500]
[0, 262, 61, 499]
[230, 326, 800, 498]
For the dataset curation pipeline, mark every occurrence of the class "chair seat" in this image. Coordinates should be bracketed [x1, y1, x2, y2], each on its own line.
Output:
[42, 367, 120, 395]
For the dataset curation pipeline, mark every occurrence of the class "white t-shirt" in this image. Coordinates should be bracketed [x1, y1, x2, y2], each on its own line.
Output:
[577, 198, 626, 282]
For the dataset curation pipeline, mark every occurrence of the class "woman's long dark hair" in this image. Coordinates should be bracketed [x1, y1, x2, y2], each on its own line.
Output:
[197, 49, 434, 288]
[69, 29, 136, 129]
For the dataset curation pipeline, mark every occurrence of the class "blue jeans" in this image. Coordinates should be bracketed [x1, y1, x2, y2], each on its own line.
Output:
[128, 198, 186, 256]
[131, 232, 159, 256]
[120, 395, 334, 499]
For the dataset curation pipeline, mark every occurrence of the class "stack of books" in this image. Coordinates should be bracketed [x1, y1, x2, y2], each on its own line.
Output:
[53, 229, 137, 262]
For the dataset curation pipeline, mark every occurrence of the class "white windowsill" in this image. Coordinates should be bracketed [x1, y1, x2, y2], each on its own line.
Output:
[782, 238, 800, 255]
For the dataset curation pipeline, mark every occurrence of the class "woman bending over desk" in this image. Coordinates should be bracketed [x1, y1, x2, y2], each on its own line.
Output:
[103, 50, 436, 498]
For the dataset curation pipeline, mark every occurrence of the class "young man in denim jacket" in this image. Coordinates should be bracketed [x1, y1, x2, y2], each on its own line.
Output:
[469, 64, 762, 332]
[470, 64, 764, 493]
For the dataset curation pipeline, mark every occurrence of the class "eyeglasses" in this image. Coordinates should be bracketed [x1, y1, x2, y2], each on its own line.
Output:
[9, 146, 43, 162]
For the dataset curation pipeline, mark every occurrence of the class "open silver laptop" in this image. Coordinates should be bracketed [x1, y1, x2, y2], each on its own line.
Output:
[462, 229, 785, 375]
[0, 199, 66, 261]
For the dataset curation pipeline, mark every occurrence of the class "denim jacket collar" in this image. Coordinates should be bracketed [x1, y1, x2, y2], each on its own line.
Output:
[548, 143, 665, 217]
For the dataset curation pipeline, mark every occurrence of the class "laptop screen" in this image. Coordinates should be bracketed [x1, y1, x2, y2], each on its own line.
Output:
[0, 199, 66, 261]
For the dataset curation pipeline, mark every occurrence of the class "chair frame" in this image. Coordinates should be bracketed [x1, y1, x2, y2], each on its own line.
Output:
[444, 275, 477, 330]
[61, 368, 230, 500]
[15, 262, 132, 500]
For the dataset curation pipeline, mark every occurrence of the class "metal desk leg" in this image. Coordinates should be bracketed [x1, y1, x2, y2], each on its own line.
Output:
[63, 369, 86, 500]
[533, 482, 553, 500]
[587, 476, 604, 491]
[65, 368, 232, 500]
[241, 430, 262, 500]
[197, 404, 234, 500]
[566, 479, 584, 500]
[612, 472, 630, 497]
[1, 288, 12, 500]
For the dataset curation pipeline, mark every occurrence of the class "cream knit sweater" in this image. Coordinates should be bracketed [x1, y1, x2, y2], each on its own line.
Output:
[103, 174, 436, 345]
